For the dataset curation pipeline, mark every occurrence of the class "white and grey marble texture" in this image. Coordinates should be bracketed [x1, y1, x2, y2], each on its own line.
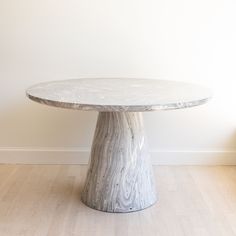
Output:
[81, 112, 156, 212]
[26, 78, 211, 112]
[26, 78, 211, 213]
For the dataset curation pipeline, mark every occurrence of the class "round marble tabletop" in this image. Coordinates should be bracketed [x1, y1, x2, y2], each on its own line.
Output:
[26, 78, 211, 112]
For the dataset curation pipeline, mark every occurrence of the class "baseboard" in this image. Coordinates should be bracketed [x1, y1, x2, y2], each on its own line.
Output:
[0, 148, 235, 165]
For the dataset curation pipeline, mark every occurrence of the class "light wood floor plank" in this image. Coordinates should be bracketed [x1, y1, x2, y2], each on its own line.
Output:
[0, 165, 235, 236]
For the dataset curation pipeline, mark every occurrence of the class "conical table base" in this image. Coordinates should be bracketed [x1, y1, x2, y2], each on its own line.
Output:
[81, 112, 157, 213]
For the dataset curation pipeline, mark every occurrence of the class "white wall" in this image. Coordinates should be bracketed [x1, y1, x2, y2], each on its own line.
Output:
[0, 0, 236, 164]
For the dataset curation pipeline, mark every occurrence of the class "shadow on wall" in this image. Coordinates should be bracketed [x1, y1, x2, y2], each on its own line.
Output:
[0, 98, 97, 148]
[222, 131, 236, 151]
[214, 130, 236, 165]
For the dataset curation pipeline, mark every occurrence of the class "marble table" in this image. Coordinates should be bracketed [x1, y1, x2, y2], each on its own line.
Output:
[26, 78, 211, 213]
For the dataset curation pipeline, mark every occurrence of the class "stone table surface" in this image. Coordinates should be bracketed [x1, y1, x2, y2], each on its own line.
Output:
[26, 78, 211, 112]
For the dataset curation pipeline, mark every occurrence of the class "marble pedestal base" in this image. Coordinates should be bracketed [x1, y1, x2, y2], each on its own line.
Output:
[81, 112, 157, 213]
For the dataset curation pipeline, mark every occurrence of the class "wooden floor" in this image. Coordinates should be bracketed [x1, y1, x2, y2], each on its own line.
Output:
[0, 165, 236, 236]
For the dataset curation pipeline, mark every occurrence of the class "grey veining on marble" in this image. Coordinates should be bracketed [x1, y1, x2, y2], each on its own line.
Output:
[81, 112, 157, 212]
[26, 78, 211, 112]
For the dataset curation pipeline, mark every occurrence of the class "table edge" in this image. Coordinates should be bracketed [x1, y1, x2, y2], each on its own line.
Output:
[26, 92, 211, 112]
